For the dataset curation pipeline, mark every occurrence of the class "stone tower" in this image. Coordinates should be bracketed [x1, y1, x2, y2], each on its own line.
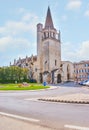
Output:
[37, 7, 61, 83]
[13, 6, 74, 84]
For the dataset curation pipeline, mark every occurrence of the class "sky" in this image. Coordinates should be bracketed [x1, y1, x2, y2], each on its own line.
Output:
[0, 0, 89, 66]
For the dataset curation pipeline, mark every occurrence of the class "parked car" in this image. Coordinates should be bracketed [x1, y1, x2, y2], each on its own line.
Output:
[79, 80, 88, 85]
[84, 81, 89, 86]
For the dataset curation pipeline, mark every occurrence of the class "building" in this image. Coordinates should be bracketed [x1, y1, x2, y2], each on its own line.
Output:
[74, 61, 89, 82]
[12, 7, 74, 83]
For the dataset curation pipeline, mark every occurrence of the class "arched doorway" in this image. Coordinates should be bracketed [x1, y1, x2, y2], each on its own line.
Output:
[67, 73, 70, 81]
[67, 65, 70, 81]
[57, 74, 61, 83]
[39, 73, 43, 83]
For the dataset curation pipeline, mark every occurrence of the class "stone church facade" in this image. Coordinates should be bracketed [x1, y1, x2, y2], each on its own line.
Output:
[13, 7, 74, 83]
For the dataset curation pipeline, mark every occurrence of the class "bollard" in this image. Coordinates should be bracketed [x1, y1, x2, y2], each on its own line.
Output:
[43, 81, 46, 86]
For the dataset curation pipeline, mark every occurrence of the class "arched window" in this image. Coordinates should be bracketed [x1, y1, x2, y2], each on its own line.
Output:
[53, 33, 55, 38]
[44, 32, 46, 39]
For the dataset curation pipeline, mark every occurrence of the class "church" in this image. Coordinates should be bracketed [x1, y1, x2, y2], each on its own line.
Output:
[13, 7, 74, 84]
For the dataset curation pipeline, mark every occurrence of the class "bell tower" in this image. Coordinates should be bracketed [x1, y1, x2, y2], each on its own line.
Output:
[37, 7, 61, 82]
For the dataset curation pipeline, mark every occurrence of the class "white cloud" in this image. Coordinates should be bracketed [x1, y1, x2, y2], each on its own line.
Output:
[22, 13, 38, 22]
[62, 41, 89, 62]
[85, 10, 89, 17]
[0, 35, 37, 66]
[22, 13, 32, 21]
[0, 36, 13, 52]
[0, 27, 6, 34]
[66, 0, 82, 10]
[0, 21, 28, 36]
[0, 8, 38, 66]
[0, 10, 39, 36]
[78, 41, 89, 59]
[0, 36, 31, 52]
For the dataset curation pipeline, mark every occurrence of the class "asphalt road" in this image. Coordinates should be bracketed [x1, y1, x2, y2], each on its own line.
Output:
[0, 83, 89, 130]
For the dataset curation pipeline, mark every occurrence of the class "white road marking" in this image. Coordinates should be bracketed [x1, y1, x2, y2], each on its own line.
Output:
[64, 124, 89, 130]
[25, 98, 38, 101]
[0, 112, 40, 122]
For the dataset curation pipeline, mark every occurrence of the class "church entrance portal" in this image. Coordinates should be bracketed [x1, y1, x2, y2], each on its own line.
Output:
[67, 73, 70, 81]
[57, 74, 61, 83]
[39, 73, 43, 83]
[67, 65, 70, 81]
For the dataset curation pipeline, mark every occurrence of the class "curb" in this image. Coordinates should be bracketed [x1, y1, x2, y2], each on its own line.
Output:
[38, 98, 89, 104]
[0, 86, 58, 93]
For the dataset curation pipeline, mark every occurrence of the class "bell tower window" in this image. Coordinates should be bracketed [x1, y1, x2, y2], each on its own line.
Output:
[53, 33, 55, 38]
[55, 60, 57, 66]
[44, 32, 46, 39]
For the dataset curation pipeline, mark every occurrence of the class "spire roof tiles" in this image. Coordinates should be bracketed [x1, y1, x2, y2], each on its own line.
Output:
[45, 6, 54, 29]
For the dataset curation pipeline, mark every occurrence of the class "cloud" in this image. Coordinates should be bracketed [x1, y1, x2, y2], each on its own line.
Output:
[78, 41, 89, 59]
[0, 9, 39, 36]
[0, 36, 31, 52]
[0, 36, 36, 64]
[0, 36, 13, 52]
[66, 0, 82, 10]
[22, 13, 38, 22]
[62, 41, 89, 62]
[85, 10, 89, 17]
[0, 20, 38, 36]
[0, 8, 39, 66]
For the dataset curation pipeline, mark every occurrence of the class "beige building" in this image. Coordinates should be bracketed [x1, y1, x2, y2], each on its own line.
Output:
[12, 7, 74, 83]
[74, 61, 89, 82]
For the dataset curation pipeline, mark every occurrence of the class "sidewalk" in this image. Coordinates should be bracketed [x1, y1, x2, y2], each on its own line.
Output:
[39, 93, 89, 104]
[0, 115, 52, 130]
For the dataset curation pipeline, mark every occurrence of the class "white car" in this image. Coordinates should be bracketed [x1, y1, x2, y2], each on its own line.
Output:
[79, 80, 88, 85]
[84, 81, 89, 86]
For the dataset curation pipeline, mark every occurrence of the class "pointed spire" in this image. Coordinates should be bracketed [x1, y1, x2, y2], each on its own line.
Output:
[45, 6, 54, 29]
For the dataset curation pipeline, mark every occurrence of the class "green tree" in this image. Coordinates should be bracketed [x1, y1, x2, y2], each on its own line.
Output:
[0, 66, 29, 83]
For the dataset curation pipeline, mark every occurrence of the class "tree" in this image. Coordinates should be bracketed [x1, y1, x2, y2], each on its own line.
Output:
[0, 66, 29, 83]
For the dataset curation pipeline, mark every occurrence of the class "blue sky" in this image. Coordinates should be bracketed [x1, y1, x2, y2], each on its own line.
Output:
[0, 0, 89, 66]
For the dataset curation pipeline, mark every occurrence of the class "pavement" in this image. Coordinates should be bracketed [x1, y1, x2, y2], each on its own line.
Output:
[39, 93, 89, 104]
[0, 115, 53, 130]
[39, 85, 89, 104]
[23, 84, 89, 104]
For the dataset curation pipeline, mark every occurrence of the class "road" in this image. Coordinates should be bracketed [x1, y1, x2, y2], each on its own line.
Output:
[0, 83, 89, 130]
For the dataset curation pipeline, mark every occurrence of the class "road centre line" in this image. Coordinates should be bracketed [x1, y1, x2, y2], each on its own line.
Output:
[64, 124, 89, 130]
[0, 112, 40, 122]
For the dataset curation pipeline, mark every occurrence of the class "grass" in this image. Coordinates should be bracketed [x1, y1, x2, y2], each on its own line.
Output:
[0, 83, 49, 90]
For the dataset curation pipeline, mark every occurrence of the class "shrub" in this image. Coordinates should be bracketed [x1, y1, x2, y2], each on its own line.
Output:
[18, 84, 23, 88]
